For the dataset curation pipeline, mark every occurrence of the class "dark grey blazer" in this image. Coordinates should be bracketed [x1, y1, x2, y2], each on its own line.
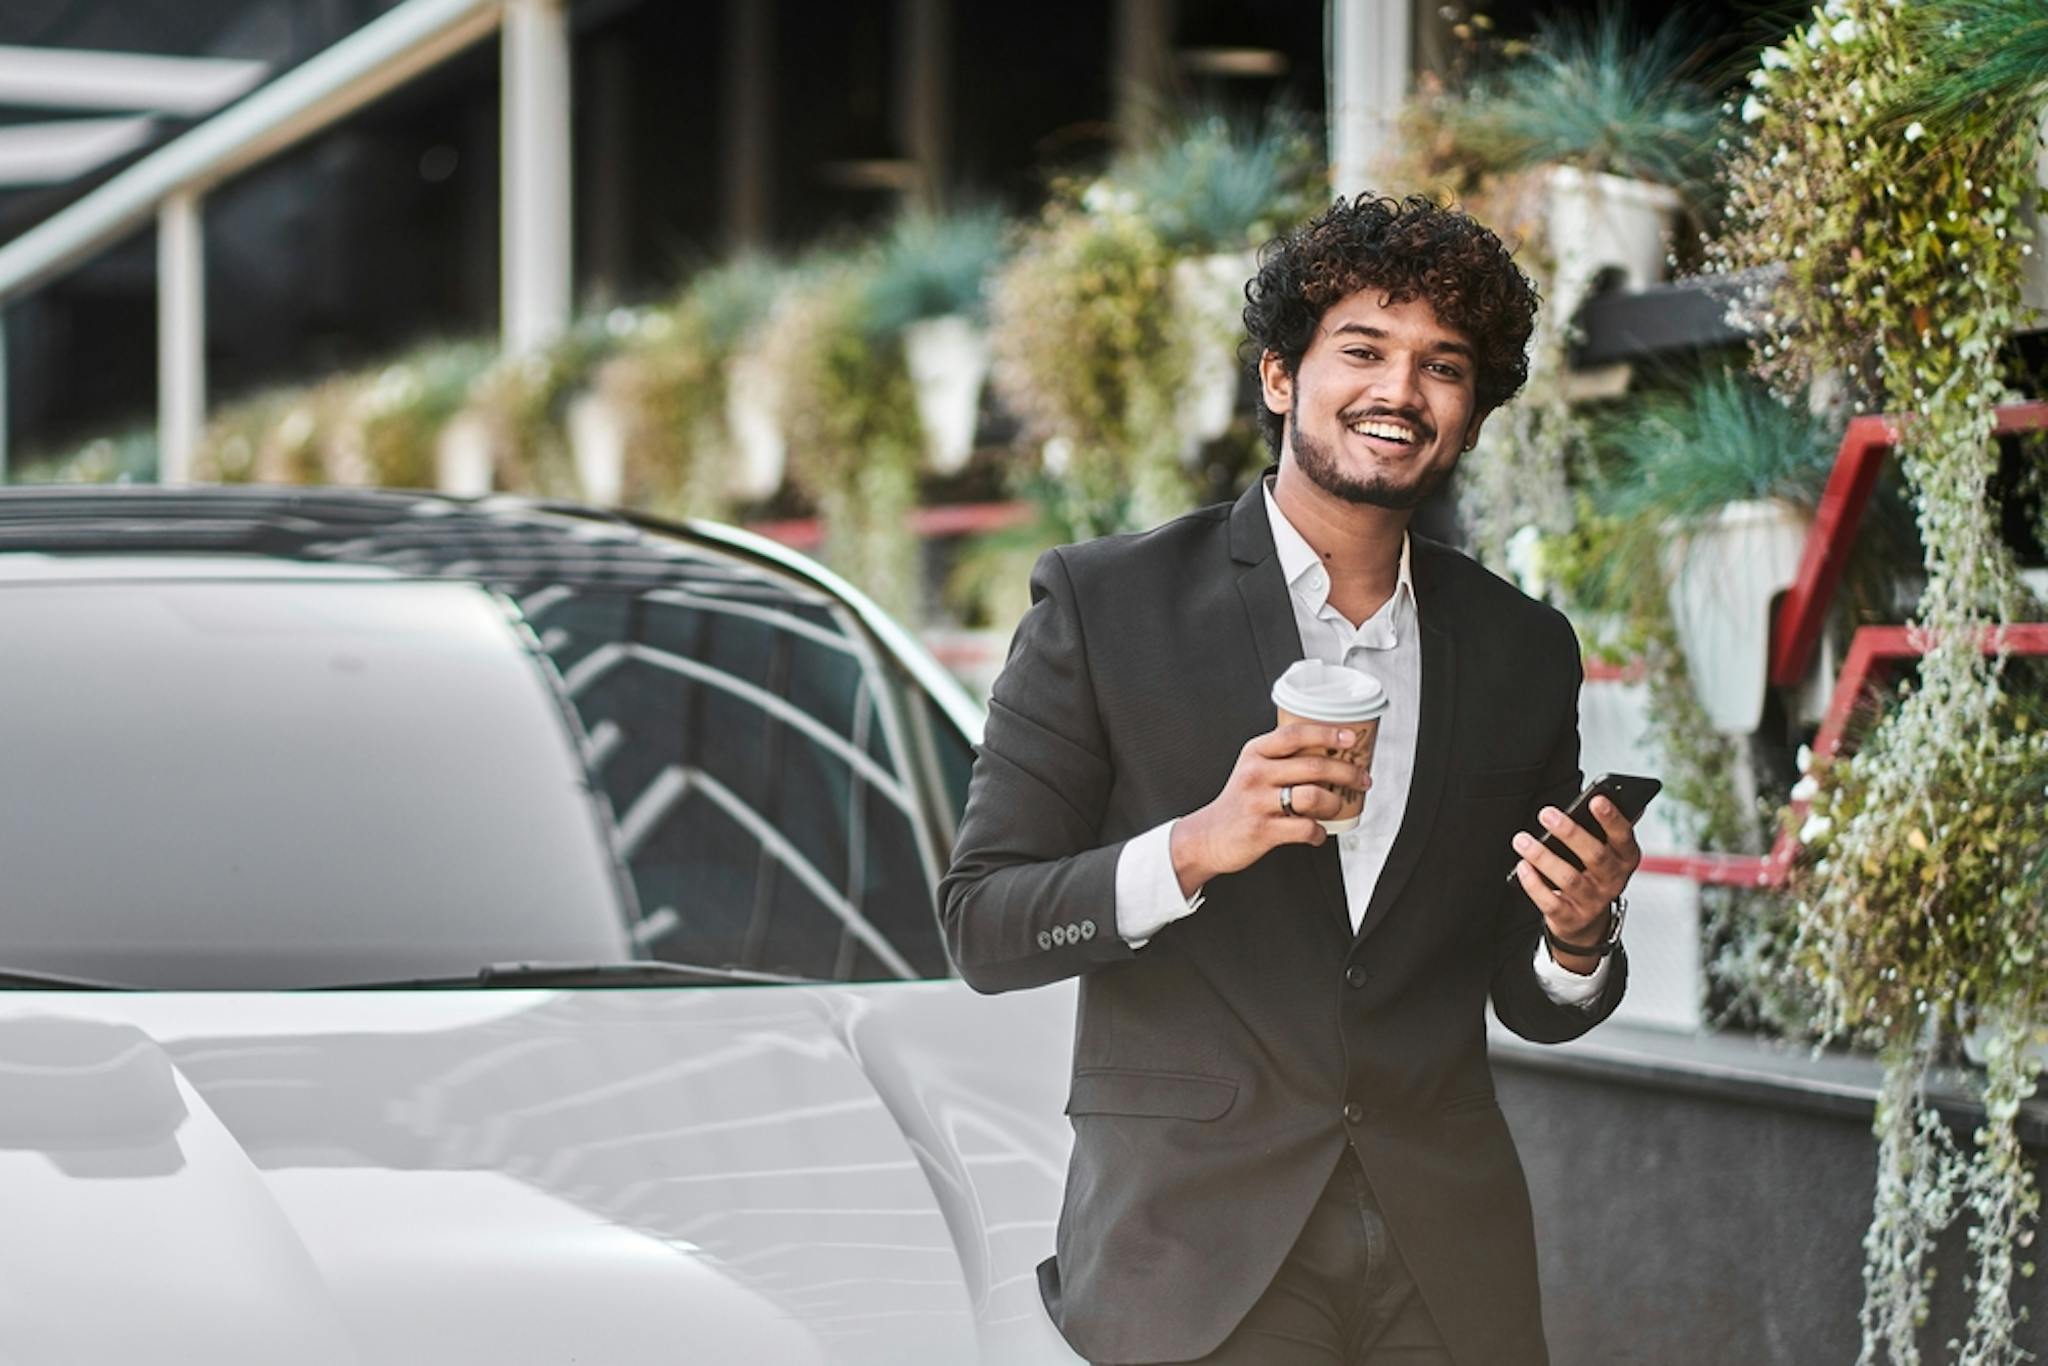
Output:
[938, 475, 1626, 1366]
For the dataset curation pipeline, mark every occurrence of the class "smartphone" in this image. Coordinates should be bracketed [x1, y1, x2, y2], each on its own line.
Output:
[1504, 772, 1662, 885]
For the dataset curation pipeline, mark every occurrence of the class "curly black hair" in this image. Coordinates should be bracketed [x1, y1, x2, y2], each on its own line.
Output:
[1242, 194, 1540, 458]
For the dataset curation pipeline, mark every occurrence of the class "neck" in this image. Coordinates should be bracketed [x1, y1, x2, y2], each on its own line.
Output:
[1271, 460, 1410, 607]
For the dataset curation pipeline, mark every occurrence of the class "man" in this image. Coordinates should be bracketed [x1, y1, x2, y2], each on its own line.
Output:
[939, 194, 1640, 1366]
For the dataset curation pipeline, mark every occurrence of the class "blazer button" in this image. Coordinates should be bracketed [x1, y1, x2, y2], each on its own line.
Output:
[1345, 964, 1369, 989]
[1079, 920, 1096, 940]
[1036, 930, 1053, 950]
[1343, 1102, 1365, 1125]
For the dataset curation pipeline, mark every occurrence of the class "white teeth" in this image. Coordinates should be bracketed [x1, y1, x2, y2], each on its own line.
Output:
[1350, 421, 1416, 443]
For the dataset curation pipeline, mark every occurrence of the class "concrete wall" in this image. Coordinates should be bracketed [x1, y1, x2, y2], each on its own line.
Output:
[1494, 1025, 2048, 1365]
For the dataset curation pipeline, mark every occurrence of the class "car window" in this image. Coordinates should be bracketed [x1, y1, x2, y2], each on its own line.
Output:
[0, 580, 633, 990]
[0, 508, 964, 991]
[527, 577, 952, 982]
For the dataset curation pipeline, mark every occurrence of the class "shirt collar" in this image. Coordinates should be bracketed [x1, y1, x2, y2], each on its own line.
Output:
[1262, 480, 1414, 622]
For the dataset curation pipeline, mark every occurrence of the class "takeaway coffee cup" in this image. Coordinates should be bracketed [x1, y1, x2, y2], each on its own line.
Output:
[1270, 659, 1388, 834]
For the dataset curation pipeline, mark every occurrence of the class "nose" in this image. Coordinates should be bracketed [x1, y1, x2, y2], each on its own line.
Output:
[1365, 355, 1425, 414]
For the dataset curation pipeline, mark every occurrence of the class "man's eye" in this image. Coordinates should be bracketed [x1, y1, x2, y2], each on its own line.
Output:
[1345, 348, 1380, 362]
[1428, 364, 1463, 379]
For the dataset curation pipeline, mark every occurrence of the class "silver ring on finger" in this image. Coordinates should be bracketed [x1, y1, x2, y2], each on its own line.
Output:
[1279, 784, 1297, 818]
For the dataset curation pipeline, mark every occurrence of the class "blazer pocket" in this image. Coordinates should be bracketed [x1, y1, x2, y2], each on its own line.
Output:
[1458, 763, 1546, 799]
[1066, 1068, 1238, 1121]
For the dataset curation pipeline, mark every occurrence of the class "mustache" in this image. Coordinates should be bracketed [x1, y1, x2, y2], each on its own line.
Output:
[1339, 407, 1434, 441]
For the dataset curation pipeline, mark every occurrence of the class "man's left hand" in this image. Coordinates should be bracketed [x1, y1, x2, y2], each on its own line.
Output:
[1509, 796, 1642, 976]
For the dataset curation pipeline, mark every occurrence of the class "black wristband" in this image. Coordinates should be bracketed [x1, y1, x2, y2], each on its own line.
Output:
[1544, 901, 1623, 960]
[1544, 925, 1616, 959]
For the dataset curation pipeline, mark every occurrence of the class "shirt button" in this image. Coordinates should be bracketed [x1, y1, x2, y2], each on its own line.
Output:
[1343, 1102, 1365, 1125]
[1308, 573, 1325, 592]
[1345, 964, 1369, 989]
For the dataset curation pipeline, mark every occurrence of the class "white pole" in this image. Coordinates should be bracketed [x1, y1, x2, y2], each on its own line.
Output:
[502, 0, 572, 354]
[1328, 0, 1411, 200]
[157, 190, 204, 485]
[0, 0, 502, 308]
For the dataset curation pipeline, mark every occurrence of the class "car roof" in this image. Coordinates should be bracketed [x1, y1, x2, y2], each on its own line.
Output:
[0, 485, 983, 742]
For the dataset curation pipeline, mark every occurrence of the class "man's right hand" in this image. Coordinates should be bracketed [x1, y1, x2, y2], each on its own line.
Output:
[1168, 724, 1370, 899]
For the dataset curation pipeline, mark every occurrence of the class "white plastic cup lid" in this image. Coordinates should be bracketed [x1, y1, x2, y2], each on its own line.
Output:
[1270, 659, 1388, 724]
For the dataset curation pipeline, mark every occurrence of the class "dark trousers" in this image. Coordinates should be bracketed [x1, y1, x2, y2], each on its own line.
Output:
[1103, 1148, 1455, 1365]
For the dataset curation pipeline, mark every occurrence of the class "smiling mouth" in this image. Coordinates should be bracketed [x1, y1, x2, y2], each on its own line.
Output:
[1346, 418, 1427, 447]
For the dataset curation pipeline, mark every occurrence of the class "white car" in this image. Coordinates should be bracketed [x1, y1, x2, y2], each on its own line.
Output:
[0, 486, 1081, 1365]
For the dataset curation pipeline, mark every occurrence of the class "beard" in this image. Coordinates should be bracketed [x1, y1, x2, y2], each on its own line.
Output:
[1288, 405, 1457, 511]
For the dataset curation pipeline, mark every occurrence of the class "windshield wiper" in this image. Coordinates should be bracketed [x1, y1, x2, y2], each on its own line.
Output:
[0, 965, 140, 991]
[305, 960, 822, 991]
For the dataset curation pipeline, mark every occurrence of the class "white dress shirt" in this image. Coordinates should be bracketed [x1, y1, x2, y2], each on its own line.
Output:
[1112, 483, 1609, 1005]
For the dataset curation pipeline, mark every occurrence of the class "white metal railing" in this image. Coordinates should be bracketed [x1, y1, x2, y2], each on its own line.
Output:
[0, 0, 572, 483]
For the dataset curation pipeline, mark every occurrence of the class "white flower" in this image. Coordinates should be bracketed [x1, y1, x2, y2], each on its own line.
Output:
[1831, 16, 1860, 43]
[1760, 45, 1791, 70]
[1799, 813, 1833, 844]
[1791, 774, 1821, 802]
[1904, 121, 1925, 143]
[1742, 95, 1768, 124]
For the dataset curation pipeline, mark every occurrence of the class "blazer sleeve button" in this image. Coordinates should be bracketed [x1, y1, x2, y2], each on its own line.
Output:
[1079, 920, 1096, 940]
[1036, 930, 1053, 950]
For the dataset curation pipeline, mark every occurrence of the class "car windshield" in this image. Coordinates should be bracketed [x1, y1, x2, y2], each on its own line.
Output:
[0, 503, 974, 991]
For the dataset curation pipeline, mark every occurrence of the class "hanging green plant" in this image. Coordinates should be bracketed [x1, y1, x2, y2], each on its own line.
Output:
[987, 200, 1191, 538]
[470, 316, 620, 499]
[1108, 106, 1325, 255]
[1435, 8, 1724, 201]
[866, 205, 1009, 334]
[1712, 1, 2046, 1359]
[347, 340, 494, 489]
[761, 260, 924, 620]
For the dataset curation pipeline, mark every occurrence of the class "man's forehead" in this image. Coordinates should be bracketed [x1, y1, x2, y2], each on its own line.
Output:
[1318, 290, 1468, 345]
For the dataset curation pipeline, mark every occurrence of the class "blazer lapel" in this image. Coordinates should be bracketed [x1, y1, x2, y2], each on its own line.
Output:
[1229, 474, 1356, 942]
[1355, 543, 1456, 946]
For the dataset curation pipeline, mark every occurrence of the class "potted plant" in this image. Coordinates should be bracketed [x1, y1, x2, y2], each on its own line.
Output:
[1594, 370, 1859, 735]
[348, 340, 493, 490]
[758, 256, 925, 620]
[988, 199, 1191, 539]
[1435, 11, 1722, 319]
[702, 256, 799, 503]
[1111, 109, 1324, 459]
[867, 206, 1009, 475]
[463, 316, 619, 499]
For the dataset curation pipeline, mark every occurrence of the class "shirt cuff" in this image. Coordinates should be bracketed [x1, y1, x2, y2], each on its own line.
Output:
[1114, 818, 1206, 948]
[1531, 936, 1612, 1007]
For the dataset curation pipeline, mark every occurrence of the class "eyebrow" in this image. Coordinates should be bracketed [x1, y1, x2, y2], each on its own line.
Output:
[1329, 322, 1476, 362]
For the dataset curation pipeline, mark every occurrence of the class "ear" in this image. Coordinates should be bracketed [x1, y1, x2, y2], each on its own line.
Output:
[1258, 350, 1293, 418]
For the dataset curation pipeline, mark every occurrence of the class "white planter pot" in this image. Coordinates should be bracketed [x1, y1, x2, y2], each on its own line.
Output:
[567, 389, 626, 507]
[1962, 1018, 2048, 1071]
[903, 315, 991, 474]
[723, 350, 787, 502]
[1662, 498, 1811, 736]
[1540, 166, 1683, 325]
[1172, 250, 1256, 461]
[2023, 122, 2048, 316]
[435, 410, 495, 497]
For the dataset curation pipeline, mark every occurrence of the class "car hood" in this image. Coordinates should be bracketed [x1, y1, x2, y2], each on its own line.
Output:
[0, 981, 1081, 1365]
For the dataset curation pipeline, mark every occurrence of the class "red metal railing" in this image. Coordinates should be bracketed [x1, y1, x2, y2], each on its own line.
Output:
[1625, 400, 2048, 885]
